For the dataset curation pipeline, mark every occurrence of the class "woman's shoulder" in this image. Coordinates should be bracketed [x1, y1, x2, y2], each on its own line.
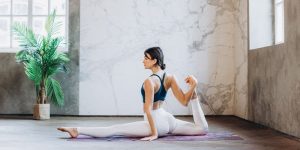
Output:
[163, 72, 176, 85]
[143, 78, 154, 88]
[164, 72, 175, 79]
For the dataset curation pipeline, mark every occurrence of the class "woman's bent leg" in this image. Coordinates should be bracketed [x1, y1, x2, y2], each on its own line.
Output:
[171, 98, 208, 135]
[77, 121, 151, 137]
[190, 98, 208, 129]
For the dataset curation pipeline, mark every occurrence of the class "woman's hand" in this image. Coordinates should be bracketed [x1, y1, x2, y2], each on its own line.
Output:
[185, 75, 198, 89]
[140, 134, 158, 141]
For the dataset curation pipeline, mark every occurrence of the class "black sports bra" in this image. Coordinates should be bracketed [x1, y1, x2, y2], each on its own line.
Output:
[141, 73, 167, 103]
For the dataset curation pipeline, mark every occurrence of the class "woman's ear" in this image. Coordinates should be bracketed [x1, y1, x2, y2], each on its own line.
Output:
[152, 59, 157, 65]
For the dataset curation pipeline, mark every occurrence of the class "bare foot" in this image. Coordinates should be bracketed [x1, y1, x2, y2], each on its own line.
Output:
[57, 127, 79, 138]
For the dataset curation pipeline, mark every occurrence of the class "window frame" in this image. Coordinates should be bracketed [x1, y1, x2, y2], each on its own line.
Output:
[274, 0, 284, 44]
[248, 0, 285, 50]
[0, 0, 69, 52]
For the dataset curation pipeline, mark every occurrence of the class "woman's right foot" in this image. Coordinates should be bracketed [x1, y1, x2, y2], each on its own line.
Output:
[57, 127, 79, 138]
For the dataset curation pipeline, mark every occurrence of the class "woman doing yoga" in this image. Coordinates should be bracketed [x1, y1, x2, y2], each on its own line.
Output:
[58, 47, 209, 141]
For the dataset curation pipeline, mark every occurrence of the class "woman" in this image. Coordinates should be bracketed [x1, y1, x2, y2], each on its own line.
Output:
[58, 47, 208, 141]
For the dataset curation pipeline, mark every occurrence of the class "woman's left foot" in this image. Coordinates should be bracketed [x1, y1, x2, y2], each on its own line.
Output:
[57, 127, 79, 138]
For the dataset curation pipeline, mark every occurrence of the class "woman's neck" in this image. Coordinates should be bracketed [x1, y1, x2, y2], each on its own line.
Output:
[151, 67, 162, 74]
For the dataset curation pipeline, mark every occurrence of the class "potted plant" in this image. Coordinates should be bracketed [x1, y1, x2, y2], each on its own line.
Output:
[12, 10, 69, 120]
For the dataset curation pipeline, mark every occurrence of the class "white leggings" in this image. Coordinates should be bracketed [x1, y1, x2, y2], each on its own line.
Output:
[77, 98, 208, 137]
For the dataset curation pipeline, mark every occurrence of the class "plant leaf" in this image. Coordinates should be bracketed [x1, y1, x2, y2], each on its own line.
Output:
[12, 22, 39, 50]
[46, 78, 64, 107]
[24, 58, 42, 85]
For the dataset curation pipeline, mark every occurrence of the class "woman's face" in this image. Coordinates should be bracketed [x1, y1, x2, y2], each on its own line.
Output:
[143, 53, 156, 69]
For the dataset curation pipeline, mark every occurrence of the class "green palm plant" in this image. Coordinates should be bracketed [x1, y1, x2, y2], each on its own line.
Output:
[12, 10, 69, 107]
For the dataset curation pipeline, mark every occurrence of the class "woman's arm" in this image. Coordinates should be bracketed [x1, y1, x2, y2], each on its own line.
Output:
[140, 78, 158, 141]
[170, 75, 198, 106]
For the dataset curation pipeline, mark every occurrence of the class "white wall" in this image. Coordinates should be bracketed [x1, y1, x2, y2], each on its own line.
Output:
[80, 0, 244, 116]
[234, 0, 248, 119]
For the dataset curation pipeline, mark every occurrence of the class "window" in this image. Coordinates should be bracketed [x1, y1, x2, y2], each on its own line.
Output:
[275, 0, 284, 44]
[249, 0, 284, 50]
[0, 0, 68, 52]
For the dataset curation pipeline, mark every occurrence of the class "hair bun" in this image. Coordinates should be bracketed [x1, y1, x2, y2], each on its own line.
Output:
[161, 63, 166, 70]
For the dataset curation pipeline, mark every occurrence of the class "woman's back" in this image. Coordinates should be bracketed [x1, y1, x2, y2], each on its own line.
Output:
[146, 71, 173, 109]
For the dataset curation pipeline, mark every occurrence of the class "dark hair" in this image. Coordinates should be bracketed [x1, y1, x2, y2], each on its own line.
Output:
[144, 47, 166, 70]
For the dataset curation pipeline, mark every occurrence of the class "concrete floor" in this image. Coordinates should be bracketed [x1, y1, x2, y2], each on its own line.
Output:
[0, 116, 299, 150]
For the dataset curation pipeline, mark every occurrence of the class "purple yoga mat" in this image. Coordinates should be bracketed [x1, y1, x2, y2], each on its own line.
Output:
[63, 132, 243, 142]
